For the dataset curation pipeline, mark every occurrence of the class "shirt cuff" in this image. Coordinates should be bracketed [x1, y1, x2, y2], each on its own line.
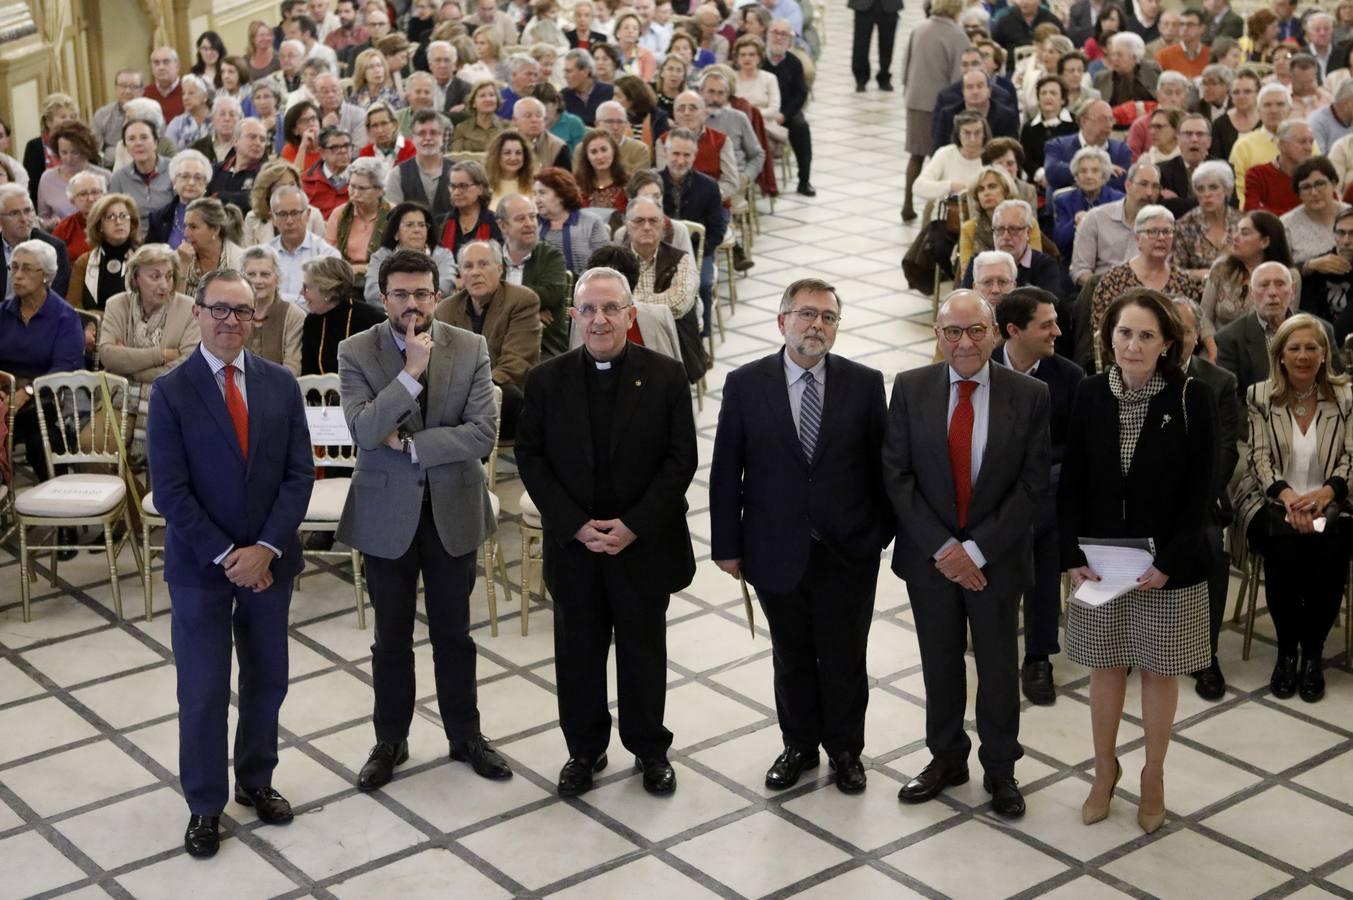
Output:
[397, 369, 423, 398]
[259, 541, 282, 559]
[214, 544, 235, 566]
[408, 438, 418, 466]
[962, 540, 987, 570]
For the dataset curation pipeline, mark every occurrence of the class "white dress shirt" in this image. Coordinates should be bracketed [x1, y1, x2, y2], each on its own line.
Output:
[935, 361, 993, 568]
[783, 351, 826, 434]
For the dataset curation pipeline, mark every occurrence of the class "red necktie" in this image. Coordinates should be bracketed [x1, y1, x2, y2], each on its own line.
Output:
[949, 380, 977, 528]
[224, 364, 249, 457]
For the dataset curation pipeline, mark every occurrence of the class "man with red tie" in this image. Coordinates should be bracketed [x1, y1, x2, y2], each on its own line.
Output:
[147, 269, 314, 859]
[881, 289, 1050, 819]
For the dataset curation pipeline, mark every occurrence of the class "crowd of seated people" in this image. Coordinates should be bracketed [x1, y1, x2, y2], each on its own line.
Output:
[896, 0, 1353, 703]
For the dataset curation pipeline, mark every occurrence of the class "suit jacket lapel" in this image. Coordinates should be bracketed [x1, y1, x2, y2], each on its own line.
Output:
[609, 347, 649, 458]
[811, 354, 845, 468]
[762, 350, 808, 467]
[186, 348, 246, 465]
[568, 350, 595, 466]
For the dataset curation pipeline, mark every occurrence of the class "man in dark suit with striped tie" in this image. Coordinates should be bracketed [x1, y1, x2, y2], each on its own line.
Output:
[709, 279, 894, 794]
[882, 290, 1051, 819]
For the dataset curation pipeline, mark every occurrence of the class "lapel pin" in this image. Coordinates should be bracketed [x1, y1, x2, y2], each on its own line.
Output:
[634, 379, 642, 387]
[1161, 414, 1172, 427]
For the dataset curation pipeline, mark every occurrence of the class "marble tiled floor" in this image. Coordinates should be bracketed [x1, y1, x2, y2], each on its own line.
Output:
[4, 5, 1353, 898]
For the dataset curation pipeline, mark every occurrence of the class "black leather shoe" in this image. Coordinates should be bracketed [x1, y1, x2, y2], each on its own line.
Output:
[234, 785, 293, 824]
[796, 182, 817, 197]
[898, 758, 968, 803]
[357, 739, 409, 791]
[1299, 655, 1325, 703]
[1270, 653, 1299, 699]
[732, 244, 755, 271]
[558, 754, 607, 796]
[634, 755, 676, 795]
[1021, 659, 1056, 706]
[984, 774, 1026, 819]
[450, 735, 513, 780]
[830, 752, 866, 794]
[878, 80, 895, 92]
[1193, 659, 1226, 701]
[855, 82, 867, 92]
[57, 527, 79, 561]
[765, 747, 820, 790]
[184, 815, 220, 859]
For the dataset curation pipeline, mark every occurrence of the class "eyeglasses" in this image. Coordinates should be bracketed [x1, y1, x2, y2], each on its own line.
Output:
[273, 209, 308, 219]
[9, 262, 44, 274]
[787, 308, 840, 325]
[385, 289, 437, 303]
[73, 189, 104, 200]
[323, 142, 353, 152]
[1137, 228, 1175, 238]
[975, 277, 1014, 289]
[991, 225, 1029, 235]
[1, 206, 34, 218]
[1299, 178, 1332, 193]
[939, 324, 990, 342]
[449, 181, 476, 191]
[576, 302, 633, 318]
[175, 173, 209, 183]
[103, 212, 132, 223]
[198, 303, 257, 321]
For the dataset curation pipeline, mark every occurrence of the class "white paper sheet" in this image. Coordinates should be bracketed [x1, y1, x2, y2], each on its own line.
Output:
[305, 407, 352, 445]
[1073, 542, 1155, 607]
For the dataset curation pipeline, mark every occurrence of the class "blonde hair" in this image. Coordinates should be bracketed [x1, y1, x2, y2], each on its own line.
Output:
[302, 255, 356, 301]
[125, 243, 182, 296]
[250, 159, 303, 221]
[1269, 313, 1349, 406]
[932, 0, 964, 19]
[351, 47, 387, 93]
[473, 24, 503, 60]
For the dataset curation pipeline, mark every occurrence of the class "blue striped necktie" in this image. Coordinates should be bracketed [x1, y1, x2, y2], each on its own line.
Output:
[800, 370, 821, 460]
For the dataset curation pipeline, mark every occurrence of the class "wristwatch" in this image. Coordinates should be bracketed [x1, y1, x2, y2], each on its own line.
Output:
[400, 435, 413, 455]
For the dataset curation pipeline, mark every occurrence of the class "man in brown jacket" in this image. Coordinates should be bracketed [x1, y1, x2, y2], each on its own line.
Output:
[434, 240, 541, 439]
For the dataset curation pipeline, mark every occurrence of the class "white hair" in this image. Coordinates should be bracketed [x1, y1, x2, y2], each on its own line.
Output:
[456, 239, 504, 268]
[513, 96, 546, 117]
[280, 39, 306, 56]
[181, 74, 213, 99]
[574, 265, 634, 305]
[1258, 82, 1293, 105]
[1251, 260, 1294, 288]
[65, 170, 107, 201]
[992, 199, 1033, 226]
[1109, 31, 1146, 61]
[973, 250, 1017, 281]
[1133, 204, 1175, 230]
[14, 239, 58, 278]
[269, 184, 309, 211]
[1191, 159, 1235, 192]
[347, 155, 388, 186]
[169, 148, 213, 180]
[1070, 145, 1112, 176]
[428, 40, 457, 62]
[211, 95, 243, 117]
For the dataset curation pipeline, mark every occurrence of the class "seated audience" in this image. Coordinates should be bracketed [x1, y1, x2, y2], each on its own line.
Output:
[1212, 68, 1260, 162]
[452, 81, 507, 152]
[1245, 119, 1317, 215]
[932, 70, 1019, 152]
[574, 130, 628, 211]
[97, 243, 200, 385]
[239, 243, 306, 374]
[1044, 101, 1132, 192]
[267, 186, 340, 301]
[37, 121, 112, 230]
[622, 194, 702, 378]
[562, 48, 616, 126]
[1233, 311, 1350, 704]
[439, 159, 503, 255]
[592, 99, 654, 173]
[496, 193, 570, 357]
[1093, 31, 1160, 105]
[1089, 204, 1201, 359]
[357, 102, 415, 168]
[177, 197, 247, 297]
[1172, 160, 1242, 280]
[624, 168, 694, 257]
[534, 166, 610, 273]
[1157, 7, 1211, 78]
[962, 200, 1069, 295]
[147, 151, 213, 247]
[51, 171, 107, 262]
[1071, 159, 1162, 285]
[1020, 75, 1079, 184]
[1288, 53, 1331, 118]
[514, 97, 574, 171]
[960, 166, 1042, 273]
[191, 95, 243, 164]
[1124, 71, 1191, 162]
[364, 201, 459, 304]
[1231, 84, 1298, 207]
[914, 113, 989, 211]
[243, 159, 326, 244]
[68, 193, 142, 314]
[385, 110, 458, 235]
[107, 119, 174, 227]
[1053, 147, 1125, 261]
[1159, 113, 1215, 218]
[1300, 208, 1353, 341]
[1201, 210, 1298, 358]
[486, 129, 537, 200]
[433, 239, 541, 440]
[1282, 157, 1348, 267]
[299, 126, 354, 219]
[206, 118, 270, 214]
[0, 185, 71, 297]
[280, 100, 324, 171]
[299, 255, 383, 374]
[324, 156, 390, 275]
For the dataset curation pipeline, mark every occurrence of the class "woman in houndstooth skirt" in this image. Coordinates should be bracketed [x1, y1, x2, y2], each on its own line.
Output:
[1058, 287, 1217, 835]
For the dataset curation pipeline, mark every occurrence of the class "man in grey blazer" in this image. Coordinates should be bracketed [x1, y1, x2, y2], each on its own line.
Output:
[883, 290, 1051, 820]
[336, 249, 513, 792]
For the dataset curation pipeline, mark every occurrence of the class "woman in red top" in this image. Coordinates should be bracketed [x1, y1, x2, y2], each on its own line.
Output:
[280, 101, 323, 172]
[574, 130, 629, 212]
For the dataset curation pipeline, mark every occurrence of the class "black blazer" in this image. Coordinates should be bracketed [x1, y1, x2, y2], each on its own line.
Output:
[882, 362, 1051, 590]
[145, 197, 181, 245]
[515, 344, 698, 594]
[992, 346, 1084, 469]
[1158, 156, 1198, 219]
[1, 227, 71, 299]
[961, 250, 1071, 299]
[1188, 353, 1241, 519]
[661, 168, 725, 258]
[1058, 372, 1218, 587]
[708, 350, 893, 593]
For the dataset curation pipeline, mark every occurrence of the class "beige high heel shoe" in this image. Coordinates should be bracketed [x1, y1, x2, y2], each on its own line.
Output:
[1081, 758, 1122, 825]
[1138, 768, 1166, 834]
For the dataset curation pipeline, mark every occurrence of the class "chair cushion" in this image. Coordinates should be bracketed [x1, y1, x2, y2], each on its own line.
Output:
[16, 474, 127, 518]
[519, 489, 541, 528]
[305, 478, 351, 521]
[142, 491, 159, 516]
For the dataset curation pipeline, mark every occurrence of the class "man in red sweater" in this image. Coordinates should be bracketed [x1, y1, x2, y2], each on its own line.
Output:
[144, 47, 185, 122]
[1244, 119, 1315, 216]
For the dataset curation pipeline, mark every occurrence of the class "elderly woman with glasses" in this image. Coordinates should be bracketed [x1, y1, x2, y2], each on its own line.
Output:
[98, 243, 200, 385]
[1283, 157, 1350, 268]
[68, 192, 142, 315]
[1172, 160, 1242, 281]
[1090, 205, 1201, 363]
[1233, 310, 1353, 704]
[324, 156, 390, 277]
[239, 243, 305, 375]
[146, 150, 214, 248]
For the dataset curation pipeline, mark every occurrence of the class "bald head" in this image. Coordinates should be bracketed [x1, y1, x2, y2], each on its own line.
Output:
[936, 290, 997, 377]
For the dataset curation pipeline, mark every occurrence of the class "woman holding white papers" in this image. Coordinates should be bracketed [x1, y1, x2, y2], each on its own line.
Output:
[1059, 288, 1217, 835]
[1232, 313, 1353, 706]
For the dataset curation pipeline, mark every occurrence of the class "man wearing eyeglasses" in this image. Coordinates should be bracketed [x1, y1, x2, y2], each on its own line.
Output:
[0, 184, 71, 300]
[207, 118, 270, 215]
[268, 185, 340, 303]
[433, 240, 541, 441]
[336, 248, 512, 792]
[883, 290, 1050, 819]
[300, 126, 354, 218]
[961, 202, 1069, 298]
[709, 279, 891, 795]
[1244, 119, 1315, 216]
[147, 268, 315, 859]
[93, 69, 145, 162]
[496, 193, 570, 358]
[516, 266, 697, 798]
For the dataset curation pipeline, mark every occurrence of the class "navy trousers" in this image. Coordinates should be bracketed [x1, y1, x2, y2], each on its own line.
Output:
[170, 578, 291, 816]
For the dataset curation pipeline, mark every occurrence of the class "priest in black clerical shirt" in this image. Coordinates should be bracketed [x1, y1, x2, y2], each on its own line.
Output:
[515, 266, 697, 800]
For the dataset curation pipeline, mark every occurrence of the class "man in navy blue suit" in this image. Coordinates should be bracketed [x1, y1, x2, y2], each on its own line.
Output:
[992, 288, 1084, 705]
[710, 278, 893, 794]
[148, 268, 314, 859]
[1041, 101, 1132, 193]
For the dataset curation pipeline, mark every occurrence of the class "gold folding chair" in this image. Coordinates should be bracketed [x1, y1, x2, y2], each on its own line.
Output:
[483, 385, 514, 636]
